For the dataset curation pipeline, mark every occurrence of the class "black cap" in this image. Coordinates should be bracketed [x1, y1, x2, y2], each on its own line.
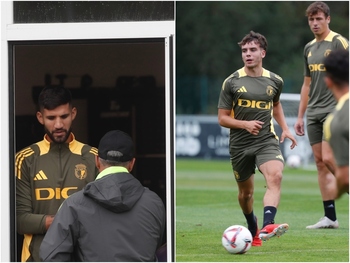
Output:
[98, 130, 134, 162]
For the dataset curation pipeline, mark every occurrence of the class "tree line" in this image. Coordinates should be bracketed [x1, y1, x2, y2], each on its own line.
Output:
[175, 1, 349, 114]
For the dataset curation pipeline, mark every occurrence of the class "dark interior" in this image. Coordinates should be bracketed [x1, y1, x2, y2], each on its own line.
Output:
[12, 39, 168, 260]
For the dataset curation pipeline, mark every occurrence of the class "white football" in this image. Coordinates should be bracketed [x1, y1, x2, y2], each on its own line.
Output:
[286, 154, 302, 168]
[222, 225, 252, 254]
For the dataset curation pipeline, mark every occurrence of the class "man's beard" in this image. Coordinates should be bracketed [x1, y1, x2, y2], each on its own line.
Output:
[45, 127, 72, 144]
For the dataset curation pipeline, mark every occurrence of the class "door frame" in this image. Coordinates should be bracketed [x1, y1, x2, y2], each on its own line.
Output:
[1, 2, 175, 261]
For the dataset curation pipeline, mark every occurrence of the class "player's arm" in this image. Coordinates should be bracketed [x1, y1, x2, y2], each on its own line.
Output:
[218, 108, 263, 136]
[16, 154, 49, 234]
[40, 200, 75, 261]
[294, 76, 311, 136]
[273, 101, 297, 149]
[16, 178, 52, 234]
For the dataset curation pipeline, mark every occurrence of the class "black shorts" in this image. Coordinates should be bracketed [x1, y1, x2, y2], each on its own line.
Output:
[230, 139, 284, 182]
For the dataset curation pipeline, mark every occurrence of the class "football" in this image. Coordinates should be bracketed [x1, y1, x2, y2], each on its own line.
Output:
[286, 154, 302, 168]
[222, 225, 252, 254]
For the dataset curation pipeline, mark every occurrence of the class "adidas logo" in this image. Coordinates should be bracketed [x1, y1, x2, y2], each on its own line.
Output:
[34, 170, 48, 180]
[237, 86, 247, 92]
[327, 204, 334, 208]
[265, 210, 272, 214]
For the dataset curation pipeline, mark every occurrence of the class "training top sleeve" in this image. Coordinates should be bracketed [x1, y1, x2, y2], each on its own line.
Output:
[271, 72, 284, 103]
[333, 34, 349, 50]
[16, 147, 47, 234]
[218, 73, 235, 110]
[303, 41, 313, 77]
[323, 96, 349, 167]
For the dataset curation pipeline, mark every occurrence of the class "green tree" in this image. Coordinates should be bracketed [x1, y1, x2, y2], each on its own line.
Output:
[176, 1, 349, 114]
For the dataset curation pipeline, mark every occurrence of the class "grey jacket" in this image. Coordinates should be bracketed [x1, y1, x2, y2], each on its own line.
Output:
[40, 167, 165, 262]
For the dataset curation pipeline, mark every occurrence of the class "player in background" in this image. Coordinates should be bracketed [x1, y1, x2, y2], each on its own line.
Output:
[16, 86, 98, 262]
[323, 49, 349, 199]
[293, 1, 349, 229]
[218, 31, 297, 245]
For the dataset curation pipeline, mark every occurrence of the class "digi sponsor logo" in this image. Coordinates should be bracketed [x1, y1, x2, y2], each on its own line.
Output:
[35, 187, 78, 200]
[308, 64, 325, 72]
[238, 99, 272, 109]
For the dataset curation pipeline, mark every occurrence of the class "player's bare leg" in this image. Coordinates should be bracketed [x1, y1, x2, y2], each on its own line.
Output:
[258, 160, 288, 241]
[306, 142, 338, 229]
[237, 175, 261, 246]
[313, 142, 337, 199]
[259, 160, 283, 208]
[237, 175, 255, 214]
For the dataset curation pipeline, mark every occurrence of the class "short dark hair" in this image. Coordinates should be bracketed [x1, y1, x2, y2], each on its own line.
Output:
[99, 157, 130, 168]
[324, 49, 349, 87]
[37, 85, 73, 111]
[238, 31, 268, 52]
[305, 1, 330, 17]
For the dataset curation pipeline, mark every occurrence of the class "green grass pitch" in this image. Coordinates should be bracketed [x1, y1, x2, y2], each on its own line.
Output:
[175, 158, 349, 262]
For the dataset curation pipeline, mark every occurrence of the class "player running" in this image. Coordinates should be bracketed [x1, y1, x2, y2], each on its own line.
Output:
[218, 31, 297, 245]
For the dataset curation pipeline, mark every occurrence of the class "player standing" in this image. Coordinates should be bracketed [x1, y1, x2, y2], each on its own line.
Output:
[16, 86, 99, 261]
[293, 1, 349, 229]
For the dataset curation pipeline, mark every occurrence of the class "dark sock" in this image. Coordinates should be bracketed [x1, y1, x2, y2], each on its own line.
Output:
[243, 211, 257, 237]
[262, 206, 277, 228]
[324, 200, 336, 221]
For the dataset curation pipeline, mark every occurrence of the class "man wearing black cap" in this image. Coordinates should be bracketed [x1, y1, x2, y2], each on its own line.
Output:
[39, 130, 166, 262]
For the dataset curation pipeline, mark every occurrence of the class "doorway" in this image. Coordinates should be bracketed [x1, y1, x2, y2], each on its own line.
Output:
[11, 38, 170, 261]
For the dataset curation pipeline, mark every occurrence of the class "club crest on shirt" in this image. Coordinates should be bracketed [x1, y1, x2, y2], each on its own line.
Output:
[324, 49, 332, 57]
[266, 85, 274, 96]
[75, 164, 87, 180]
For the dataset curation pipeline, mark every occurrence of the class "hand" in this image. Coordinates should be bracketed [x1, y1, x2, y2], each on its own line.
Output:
[244, 120, 264, 136]
[280, 129, 297, 149]
[45, 215, 55, 230]
[294, 118, 305, 136]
